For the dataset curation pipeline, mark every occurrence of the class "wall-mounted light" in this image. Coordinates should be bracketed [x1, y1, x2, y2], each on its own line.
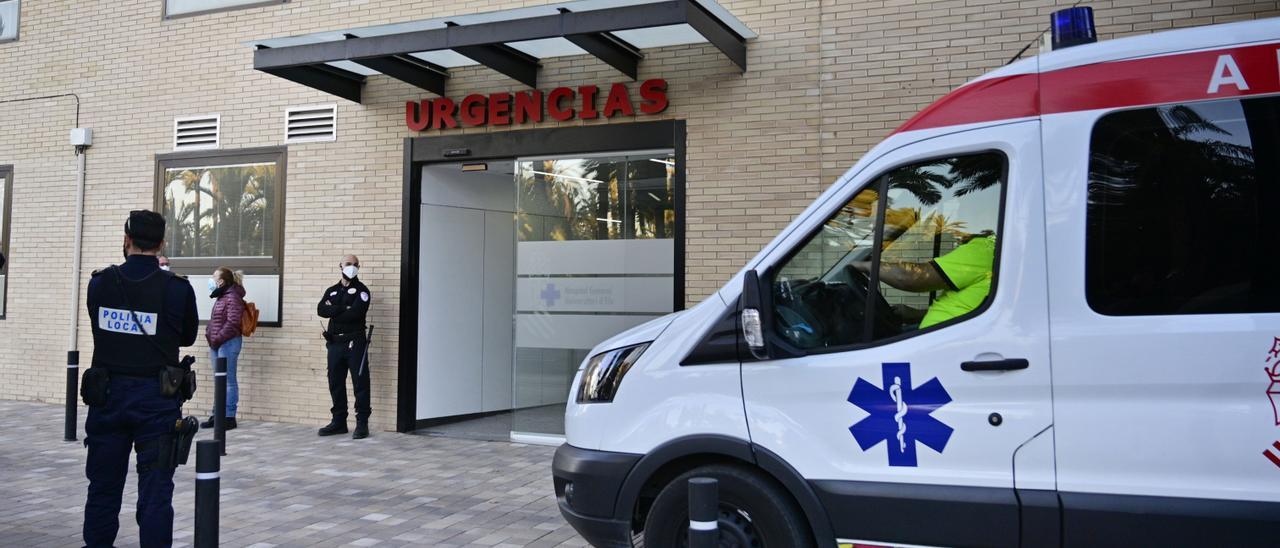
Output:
[461, 163, 488, 172]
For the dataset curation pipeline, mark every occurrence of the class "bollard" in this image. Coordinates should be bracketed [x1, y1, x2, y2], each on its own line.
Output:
[214, 357, 227, 456]
[64, 351, 79, 442]
[688, 477, 719, 548]
[194, 440, 220, 548]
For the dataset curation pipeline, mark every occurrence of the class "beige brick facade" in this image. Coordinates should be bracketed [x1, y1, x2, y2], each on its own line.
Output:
[0, 0, 1274, 432]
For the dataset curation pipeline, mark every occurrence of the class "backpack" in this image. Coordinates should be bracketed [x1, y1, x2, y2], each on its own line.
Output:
[241, 301, 260, 337]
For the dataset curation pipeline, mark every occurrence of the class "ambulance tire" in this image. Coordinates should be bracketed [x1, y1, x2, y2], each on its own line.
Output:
[643, 464, 814, 548]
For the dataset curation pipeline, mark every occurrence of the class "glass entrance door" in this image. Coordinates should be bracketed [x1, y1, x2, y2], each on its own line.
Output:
[512, 151, 677, 438]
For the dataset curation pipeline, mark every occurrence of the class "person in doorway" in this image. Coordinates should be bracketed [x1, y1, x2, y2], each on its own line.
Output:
[316, 254, 372, 439]
[83, 210, 198, 548]
[202, 266, 245, 430]
[854, 232, 995, 329]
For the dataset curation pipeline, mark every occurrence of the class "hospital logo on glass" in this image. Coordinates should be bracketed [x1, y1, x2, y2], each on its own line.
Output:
[540, 283, 562, 307]
[848, 362, 952, 467]
[1264, 337, 1280, 469]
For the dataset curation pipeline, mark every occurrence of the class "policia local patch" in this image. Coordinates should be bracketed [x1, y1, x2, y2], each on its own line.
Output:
[98, 307, 158, 336]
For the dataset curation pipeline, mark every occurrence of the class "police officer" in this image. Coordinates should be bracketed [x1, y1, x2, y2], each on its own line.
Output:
[83, 210, 198, 548]
[317, 254, 372, 439]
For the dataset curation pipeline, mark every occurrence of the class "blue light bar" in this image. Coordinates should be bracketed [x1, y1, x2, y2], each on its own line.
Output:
[1051, 6, 1097, 50]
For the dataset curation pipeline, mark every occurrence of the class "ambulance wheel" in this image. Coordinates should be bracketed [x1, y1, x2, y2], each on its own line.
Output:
[643, 464, 814, 548]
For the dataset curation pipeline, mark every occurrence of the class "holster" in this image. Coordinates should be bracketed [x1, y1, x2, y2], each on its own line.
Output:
[145, 416, 199, 473]
[160, 355, 198, 401]
[81, 368, 110, 407]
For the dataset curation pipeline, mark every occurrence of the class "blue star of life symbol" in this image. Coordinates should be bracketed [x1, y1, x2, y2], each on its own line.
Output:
[848, 362, 953, 467]
[540, 283, 561, 307]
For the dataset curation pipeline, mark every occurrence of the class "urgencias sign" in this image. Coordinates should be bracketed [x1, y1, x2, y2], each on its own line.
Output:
[406, 79, 668, 131]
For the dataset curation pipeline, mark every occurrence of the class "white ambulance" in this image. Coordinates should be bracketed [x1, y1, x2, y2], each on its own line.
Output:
[553, 12, 1280, 548]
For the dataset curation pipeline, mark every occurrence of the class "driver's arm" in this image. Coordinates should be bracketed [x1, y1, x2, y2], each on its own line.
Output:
[853, 260, 950, 292]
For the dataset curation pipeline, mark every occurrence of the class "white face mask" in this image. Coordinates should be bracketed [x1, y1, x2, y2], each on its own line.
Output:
[159, 265, 170, 271]
[342, 265, 359, 279]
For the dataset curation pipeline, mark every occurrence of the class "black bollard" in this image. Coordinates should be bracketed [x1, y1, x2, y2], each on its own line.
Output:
[214, 357, 226, 456]
[64, 351, 79, 442]
[688, 477, 719, 548]
[194, 440, 220, 548]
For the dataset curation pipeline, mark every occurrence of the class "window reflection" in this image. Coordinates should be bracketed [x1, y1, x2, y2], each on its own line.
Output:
[516, 154, 675, 242]
[161, 163, 277, 258]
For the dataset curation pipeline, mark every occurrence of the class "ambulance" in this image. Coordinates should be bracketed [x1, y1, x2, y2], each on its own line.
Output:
[552, 9, 1280, 547]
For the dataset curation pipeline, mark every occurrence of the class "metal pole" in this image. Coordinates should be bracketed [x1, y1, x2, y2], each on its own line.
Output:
[63, 351, 78, 441]
[66, 147, 87, 442]
[688, 477, 719, 548]
[214, 357, 226, 456]
[194, 440, 219, 548]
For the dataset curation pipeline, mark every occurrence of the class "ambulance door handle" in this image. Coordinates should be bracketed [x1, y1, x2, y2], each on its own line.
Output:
[961, 358, 1029, 372]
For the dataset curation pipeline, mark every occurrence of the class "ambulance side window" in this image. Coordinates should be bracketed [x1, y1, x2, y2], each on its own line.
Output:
[1087, 96, 1280, 315]
[769, 153, 1006, 352]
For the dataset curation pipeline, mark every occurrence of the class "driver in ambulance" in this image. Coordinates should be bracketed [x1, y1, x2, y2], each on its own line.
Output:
[854, 231, 995, 328]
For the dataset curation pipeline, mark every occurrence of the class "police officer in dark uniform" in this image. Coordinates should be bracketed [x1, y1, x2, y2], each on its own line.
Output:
[83, 210, 198, 548]
[317, 254, 372, 439]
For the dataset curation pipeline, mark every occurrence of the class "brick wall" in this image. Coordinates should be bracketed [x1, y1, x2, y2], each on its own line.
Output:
[0, 0, 1273, 430]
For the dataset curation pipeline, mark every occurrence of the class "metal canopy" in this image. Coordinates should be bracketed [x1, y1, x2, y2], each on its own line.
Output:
[251, 0, 753, 103]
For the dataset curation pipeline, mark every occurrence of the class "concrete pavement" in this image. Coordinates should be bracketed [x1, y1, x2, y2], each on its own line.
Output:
[0, 400, 589, 547]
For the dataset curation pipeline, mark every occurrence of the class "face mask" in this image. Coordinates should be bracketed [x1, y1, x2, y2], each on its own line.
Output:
[207, 278, 218, 292]
[342, 265, 359, 279]
[159, 265, 170, 272]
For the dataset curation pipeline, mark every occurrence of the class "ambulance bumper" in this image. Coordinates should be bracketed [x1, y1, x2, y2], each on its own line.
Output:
[552, 443, 641, 548]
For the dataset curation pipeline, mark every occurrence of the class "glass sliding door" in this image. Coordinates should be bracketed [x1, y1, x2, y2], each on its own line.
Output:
[513, 151, 676, 437]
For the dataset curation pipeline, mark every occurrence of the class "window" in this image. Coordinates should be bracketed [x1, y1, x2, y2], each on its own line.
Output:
[164, 0, 286, 19]
[155, 147, 285, 324]
[0, 166, 11, 319]
[1087, 97, 1280, 315]
[515, 152, 676, 242]
[769, 153, 1005, 353]
[0, 1, 20, 43]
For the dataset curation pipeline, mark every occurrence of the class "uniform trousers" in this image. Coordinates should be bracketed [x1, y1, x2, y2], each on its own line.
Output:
[327, 336, 371, 422]
[84, 375, 181, 548]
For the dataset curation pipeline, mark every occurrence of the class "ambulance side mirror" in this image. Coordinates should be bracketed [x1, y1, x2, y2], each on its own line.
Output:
[741, 270, 769, 360]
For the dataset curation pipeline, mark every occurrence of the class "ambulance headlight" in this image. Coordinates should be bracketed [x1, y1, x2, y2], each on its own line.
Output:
[577, 343, 650, 404]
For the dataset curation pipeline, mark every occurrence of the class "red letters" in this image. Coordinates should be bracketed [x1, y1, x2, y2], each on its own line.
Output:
[406, 80, 670, 131]
[548, 87, 575, 121]
[603, 83, 635, 118]
[405, 100, 431, 131]
[488, 92, 512, 126]
[578, 85, 600, 119]
[460, 94, 488, 126]
[431, 98, 458, 130]
[514, 90, 543, 124]
[639, 79, 668, 115]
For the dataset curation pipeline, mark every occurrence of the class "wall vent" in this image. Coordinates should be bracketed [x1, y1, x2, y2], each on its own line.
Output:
[173, 115, 220, 151]
[285, 104, 337, 144]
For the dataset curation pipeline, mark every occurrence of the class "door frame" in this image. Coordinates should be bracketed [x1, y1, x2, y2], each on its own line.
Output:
[397, 120, 688, 432]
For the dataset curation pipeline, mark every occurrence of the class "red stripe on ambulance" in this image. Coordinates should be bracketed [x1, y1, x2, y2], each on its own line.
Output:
[895, 41, 1280, 134]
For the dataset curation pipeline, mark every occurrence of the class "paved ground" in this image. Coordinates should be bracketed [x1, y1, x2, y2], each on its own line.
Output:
[0, 400, 589, 547]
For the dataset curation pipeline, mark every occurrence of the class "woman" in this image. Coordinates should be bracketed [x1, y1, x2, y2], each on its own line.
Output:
[203, 267, 245, 430]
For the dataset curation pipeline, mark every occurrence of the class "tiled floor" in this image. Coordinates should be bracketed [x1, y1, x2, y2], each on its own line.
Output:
[0, 400, 589, 547]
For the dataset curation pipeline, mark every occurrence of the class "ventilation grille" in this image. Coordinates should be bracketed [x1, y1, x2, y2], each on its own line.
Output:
[173, 115, 220, 151]
[286, 105, 337, 143]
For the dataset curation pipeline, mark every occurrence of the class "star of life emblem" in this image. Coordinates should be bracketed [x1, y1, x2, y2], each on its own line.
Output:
[848, 362, 953, 467]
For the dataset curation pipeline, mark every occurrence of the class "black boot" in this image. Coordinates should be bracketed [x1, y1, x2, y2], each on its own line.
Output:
[318, 419, 348, 436]
[200, 416, 215, 429]
[224, 418, 237, 431]
[352, 420, 369, 440]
